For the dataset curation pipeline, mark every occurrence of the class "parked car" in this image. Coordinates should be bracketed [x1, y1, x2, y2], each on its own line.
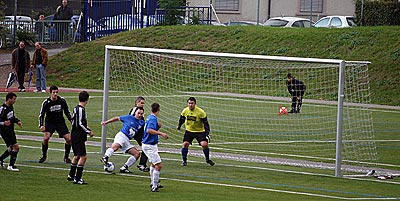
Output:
[314, 16, 357, 28]
[263, 17, 314, 27]
[3, 15, 34, 33]
[225, 21, 258, 26]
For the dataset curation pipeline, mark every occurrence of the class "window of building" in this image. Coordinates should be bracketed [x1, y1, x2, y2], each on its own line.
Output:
[215, 0, 239, 11]
[300, 0, 323, 13]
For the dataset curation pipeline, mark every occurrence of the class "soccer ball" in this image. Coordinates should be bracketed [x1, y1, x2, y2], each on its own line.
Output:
[104, 162, 115, 172]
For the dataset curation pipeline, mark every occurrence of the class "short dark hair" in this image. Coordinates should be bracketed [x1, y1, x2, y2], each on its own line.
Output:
[79, 91, 89, 102]
[135, 96, 145, 105]
[49, 85, 58, 92]
[187, 97, 196, 103]
[6, 92, 17, 101]
[132, 106, 144, 115]
[287, 73, 293, 78]
[150, 102, 160, 113]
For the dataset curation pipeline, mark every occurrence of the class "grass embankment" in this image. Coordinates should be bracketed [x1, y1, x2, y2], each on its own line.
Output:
[48, 25, 400, 106]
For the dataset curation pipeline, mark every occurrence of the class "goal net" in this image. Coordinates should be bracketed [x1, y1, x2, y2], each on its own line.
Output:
[102, 45, 380, 177]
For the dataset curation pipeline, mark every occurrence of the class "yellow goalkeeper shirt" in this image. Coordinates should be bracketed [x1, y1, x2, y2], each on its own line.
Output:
[181, 106, 207, 133]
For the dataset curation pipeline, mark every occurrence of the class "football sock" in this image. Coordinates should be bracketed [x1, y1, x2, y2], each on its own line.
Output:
[42, 143, 48, 156]
[0, 149, 11, 161]
[181, 148, 188, 161]
[69, 163, 77, 178]
[203, 148, 210, 161]
[139, 152, 148, 166]
[125, 156, 137, 168]
[149, 166, 154, 176]
[152, 170, 160, 188]
[9, 150, 18, 167]
[64, 144, 71, 159]
[105, 148, 114, 158]
[75, 165, 84, 181]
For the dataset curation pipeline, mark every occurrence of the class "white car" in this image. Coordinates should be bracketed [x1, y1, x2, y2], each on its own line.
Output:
[225, 21, 258, 26]
[263, 17, 313, 27]
[314, 16, 357, 28]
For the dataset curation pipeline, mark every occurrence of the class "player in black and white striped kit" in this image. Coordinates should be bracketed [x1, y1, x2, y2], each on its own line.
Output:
[0, 92, 23, 171]
[68, 91, 93, 184]
[38, 85, 73, 163]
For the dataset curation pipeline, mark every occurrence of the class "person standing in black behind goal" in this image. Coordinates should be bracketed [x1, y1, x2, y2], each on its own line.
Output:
[286, 73, 306, 113]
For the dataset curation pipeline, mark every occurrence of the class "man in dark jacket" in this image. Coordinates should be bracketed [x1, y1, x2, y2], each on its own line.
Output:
[54, 0, 73, 41]
[11, 41, 30, 92]
[286, 73, 306, 113]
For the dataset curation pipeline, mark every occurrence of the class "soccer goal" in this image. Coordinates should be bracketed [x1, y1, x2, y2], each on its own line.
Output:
[101, 45, 379, 177]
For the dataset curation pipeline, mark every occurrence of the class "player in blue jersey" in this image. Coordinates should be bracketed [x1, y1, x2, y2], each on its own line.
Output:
[100, 107, 145, 173]
[128, 96, 150, 172]
[142, 103, 168, 192]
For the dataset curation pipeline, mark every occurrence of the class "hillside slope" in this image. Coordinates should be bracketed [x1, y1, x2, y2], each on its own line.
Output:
[48, 25, 400, 106]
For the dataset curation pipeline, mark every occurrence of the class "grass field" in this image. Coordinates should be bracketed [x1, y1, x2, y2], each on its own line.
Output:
[0, 91, 399, 200]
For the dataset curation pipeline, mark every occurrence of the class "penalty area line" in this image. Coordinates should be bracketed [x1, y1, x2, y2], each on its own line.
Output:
[14, 163, 398, 200]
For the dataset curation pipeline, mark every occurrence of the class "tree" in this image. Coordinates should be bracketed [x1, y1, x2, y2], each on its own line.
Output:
[158, 0, 186, 25]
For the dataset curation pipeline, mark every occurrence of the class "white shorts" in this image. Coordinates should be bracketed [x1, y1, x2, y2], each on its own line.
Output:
[113, 132, 134, 153]
[142, 144, 161, 165]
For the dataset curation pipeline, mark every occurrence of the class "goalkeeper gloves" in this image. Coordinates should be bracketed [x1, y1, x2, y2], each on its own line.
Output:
[206, 135, 211, 143]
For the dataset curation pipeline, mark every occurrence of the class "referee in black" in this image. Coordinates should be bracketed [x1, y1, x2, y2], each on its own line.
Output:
[0, 92, 22, 171]
[286, 73, 306, 113]
[38, 85, 73, 163]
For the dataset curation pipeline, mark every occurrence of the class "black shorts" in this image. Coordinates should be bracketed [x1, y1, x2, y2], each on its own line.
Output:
[72, 141, 87, 156]
[0, 130, 17, 147]
[45, 122, 70, 137]
[183, 131, 207, 145]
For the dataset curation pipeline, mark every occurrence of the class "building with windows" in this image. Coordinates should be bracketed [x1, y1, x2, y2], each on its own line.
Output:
[188, 0, 356, 24]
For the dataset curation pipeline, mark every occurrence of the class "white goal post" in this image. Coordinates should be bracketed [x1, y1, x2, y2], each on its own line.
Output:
[102, 45, 379, 177]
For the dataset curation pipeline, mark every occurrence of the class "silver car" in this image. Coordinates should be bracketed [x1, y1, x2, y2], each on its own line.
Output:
[314, 16, 357, 28]
[263, 17, 314, 27]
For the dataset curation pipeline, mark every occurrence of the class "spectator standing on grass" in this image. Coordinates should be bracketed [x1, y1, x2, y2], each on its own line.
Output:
[0, 92, 22, 171]
[128, 96, 150, 172]
[38, 85, 73, 164]
[142, 102, 168, 192]
[11, 41, 30, 92]
[68, 91, 93, 184]
[286, 73, 306, 114]
[100, 107, 145, 173]
[31, 42, 48, 93]
[54, 0, 73, 41]
[177, 97, 214, 167]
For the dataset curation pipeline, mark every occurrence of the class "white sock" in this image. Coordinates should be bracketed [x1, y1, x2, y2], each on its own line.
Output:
[150, 166, 154, 184]
[105, 148, 114, 158]
[124, 156, 137, 168]
[152, 170, 160, 188]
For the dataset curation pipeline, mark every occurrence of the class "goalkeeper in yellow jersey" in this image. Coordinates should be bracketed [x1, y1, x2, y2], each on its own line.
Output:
[177, 97, 214, 166]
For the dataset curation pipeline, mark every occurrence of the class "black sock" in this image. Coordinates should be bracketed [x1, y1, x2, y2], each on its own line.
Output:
[42, 143, 48, 157]
[64, 144, 71, 159]
[9, 151, 18, 167]
[75, 165, 84, 181]
[0, 149, 11, 161]
[69, 163, 77, 178]
[139, 152, 148, 167]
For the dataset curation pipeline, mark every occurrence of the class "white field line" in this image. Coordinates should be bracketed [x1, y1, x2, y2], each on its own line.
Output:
[13, 162, 399, 200]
